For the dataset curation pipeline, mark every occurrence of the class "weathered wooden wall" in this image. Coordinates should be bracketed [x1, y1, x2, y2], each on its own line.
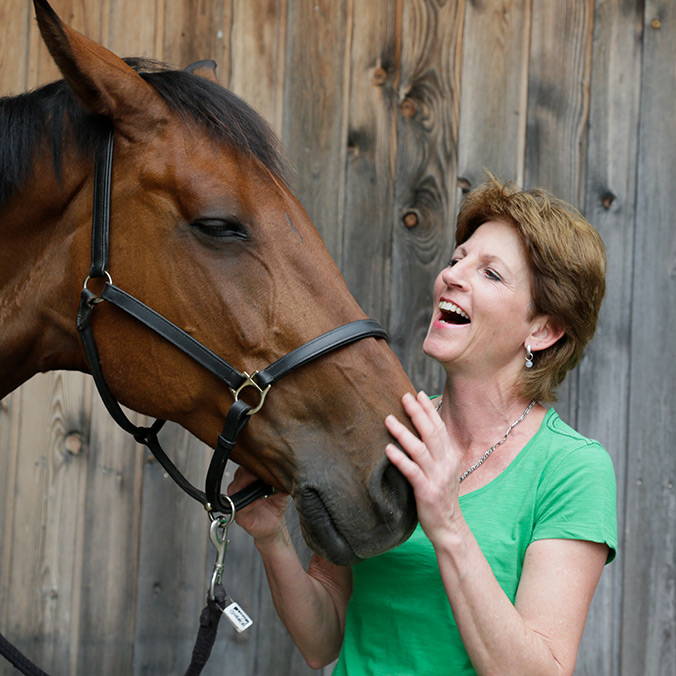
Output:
[1, 1, 674, 674]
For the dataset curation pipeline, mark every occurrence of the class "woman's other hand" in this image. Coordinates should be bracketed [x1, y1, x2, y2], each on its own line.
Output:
[385, 391, 461, 544]
[227, 466, 290, 546]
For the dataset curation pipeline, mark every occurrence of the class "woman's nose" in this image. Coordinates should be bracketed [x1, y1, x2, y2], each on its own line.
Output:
[441, 262, 469, 290]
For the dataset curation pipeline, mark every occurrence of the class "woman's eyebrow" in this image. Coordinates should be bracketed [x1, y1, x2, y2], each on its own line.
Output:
[480, 253, 513, 276]
[455, 246, 514, 276]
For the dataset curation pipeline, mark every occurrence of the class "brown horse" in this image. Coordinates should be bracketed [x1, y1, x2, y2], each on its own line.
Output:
[0, 0, 416, 566]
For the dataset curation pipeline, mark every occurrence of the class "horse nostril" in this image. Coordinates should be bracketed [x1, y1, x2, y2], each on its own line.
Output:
[368, 457, 417, 530]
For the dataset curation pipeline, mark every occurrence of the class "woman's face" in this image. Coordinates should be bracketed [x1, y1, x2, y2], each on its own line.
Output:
[423, 220, 539, 379]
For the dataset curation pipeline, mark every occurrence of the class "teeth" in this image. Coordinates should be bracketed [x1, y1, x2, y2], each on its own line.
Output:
[439, 300, 469, 320]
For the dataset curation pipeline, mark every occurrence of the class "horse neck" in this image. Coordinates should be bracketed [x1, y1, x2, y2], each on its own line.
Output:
[0, 150, 90, 398]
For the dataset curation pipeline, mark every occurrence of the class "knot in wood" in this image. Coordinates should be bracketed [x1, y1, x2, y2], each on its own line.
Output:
[650, 18, 662, 29]
[64, 432, 83, 455]
[402, 210, 420, 228]
[400, 98, 417, 119]
[372, 67, 388, 86]
[600, 191, 616, 210]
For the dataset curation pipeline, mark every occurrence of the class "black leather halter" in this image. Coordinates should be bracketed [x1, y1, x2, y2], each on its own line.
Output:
[76, 130, 389, 516]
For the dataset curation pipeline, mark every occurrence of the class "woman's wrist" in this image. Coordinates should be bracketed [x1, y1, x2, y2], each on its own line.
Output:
[253, 524, 292, 554]
[427, 507, 470, 554]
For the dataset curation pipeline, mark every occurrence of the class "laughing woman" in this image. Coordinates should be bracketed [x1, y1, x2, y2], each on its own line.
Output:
[229, 177, 617, 675]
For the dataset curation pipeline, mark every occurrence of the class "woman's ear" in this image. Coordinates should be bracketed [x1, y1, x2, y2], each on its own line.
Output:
[527, 316, 565, 353]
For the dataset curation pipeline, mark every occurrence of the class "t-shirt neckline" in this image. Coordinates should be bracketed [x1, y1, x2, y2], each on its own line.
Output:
[459, 407, 556, 502]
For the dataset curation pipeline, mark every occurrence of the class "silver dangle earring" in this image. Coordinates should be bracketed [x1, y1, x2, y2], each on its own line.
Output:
[525, 344, 534, 369]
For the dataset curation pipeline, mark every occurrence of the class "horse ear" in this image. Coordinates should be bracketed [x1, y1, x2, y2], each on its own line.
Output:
[33, 0, 166, 139]
[184, 59, 219, 84]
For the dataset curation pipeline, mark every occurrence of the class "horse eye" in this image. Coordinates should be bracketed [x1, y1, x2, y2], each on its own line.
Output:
[192, 218, 248, 240]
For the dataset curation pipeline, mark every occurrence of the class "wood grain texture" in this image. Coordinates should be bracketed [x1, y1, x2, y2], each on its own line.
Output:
[390, 0, 465, 390]
[622, 2, 676, 675]
[0, 373, 89, 674]
[282, 0, 351, 260]
[457, 0, 531, 188]
[0, 0, 31, 95]
[131, 425, 211, 675]
[160, 0, 228, 71]
[229, 0, 288, 136]
[341, 0, 399, 322]
[575, 2, 643, 673]
[75, 399, 145, 676]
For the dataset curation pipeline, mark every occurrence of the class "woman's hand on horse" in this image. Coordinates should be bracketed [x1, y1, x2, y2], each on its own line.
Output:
[385, 392, 462, 543]
[228, 466, 290, 545]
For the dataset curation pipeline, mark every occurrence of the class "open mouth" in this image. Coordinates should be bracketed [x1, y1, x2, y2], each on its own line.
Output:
[438, 300, 471, 325]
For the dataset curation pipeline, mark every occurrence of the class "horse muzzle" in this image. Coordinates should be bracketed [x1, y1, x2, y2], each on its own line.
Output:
[293, 457, 417, 565]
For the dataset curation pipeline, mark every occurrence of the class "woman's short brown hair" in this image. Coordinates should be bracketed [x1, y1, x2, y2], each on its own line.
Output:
[455, 177, 606, 402]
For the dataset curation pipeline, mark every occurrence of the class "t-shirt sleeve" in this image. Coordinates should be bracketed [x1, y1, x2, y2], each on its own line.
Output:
[531, 442, 618, 562]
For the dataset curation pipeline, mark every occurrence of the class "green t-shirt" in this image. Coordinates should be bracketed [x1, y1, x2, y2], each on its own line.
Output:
[333, 408, 617, 676]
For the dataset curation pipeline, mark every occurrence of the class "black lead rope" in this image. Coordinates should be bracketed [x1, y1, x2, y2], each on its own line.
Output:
[0, 633, 48, 676]
[2, 128, 390, 676]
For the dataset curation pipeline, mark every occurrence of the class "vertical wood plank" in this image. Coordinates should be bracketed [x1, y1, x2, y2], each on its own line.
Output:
[574, 2, 643, 673]
[457, 0, 531, 188]
[341, 0, 400, 322]
[0, 373, 89, 674]
[0, 376, 53, 669]
[390, 0, 465, 391]
[35, 373, 90, 675]
[622, 2, 676, 675]
[0, 0, 31, 95]
[282, 0, 351, 260]
[229, 0, 288, 136]
[75, 399, 144, 676]
[0, 387, 22, 657]
[132, 425, 211, 675]
[524, 0, 594, 425]
[160, 0, 228, 70]
[104, 0, 159, 56]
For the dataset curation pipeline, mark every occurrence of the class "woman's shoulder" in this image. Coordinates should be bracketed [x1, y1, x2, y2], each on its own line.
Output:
[533, 408, 615, 485]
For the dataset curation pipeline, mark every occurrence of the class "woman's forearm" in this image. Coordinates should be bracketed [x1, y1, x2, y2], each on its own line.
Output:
[433, 516, 566, 676]
[255, 526, 350, 668]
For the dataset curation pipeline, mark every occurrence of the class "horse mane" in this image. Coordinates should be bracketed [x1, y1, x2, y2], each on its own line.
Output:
[0, 58, 286, 207]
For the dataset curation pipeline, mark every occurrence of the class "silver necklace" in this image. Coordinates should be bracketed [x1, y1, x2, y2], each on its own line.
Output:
[435, 399, 537, 483]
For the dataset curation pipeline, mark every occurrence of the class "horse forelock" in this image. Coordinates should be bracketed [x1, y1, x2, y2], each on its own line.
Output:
[0, 57, 287, 209]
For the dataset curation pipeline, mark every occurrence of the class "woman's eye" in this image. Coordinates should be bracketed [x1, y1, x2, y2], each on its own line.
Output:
[484, 268, 501, 281]
[448, 258, 459, 267]
[191, 218, 248, 240]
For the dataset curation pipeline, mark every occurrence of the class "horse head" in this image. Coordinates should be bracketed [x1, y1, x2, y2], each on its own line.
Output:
[0, 0, 417, 565]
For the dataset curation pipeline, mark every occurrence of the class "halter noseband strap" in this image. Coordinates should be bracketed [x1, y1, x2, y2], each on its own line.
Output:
[77, 129, 389, 516]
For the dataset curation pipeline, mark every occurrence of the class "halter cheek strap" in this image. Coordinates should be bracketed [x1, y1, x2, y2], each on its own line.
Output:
[77, 129, 389, 516]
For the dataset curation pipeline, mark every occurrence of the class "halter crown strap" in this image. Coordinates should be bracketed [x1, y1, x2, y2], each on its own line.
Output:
[89, 130, 114, 278]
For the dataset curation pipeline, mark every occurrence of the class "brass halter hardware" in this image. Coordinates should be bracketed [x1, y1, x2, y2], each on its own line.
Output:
[231, 371, 271, 416]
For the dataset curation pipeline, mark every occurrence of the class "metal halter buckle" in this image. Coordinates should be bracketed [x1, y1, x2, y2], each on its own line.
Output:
[231, 371, 271, 415]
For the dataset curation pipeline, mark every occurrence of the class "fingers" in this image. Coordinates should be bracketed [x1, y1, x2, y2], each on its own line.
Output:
[385, 443, 426, 490]
[385, 413, 429, 460]
[393, 391, 446, 457]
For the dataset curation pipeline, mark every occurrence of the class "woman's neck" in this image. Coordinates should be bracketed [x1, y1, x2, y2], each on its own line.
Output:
[439, 374, 542, 456]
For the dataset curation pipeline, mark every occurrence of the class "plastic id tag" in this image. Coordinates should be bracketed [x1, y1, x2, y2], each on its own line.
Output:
[222, 600, 253, 632]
